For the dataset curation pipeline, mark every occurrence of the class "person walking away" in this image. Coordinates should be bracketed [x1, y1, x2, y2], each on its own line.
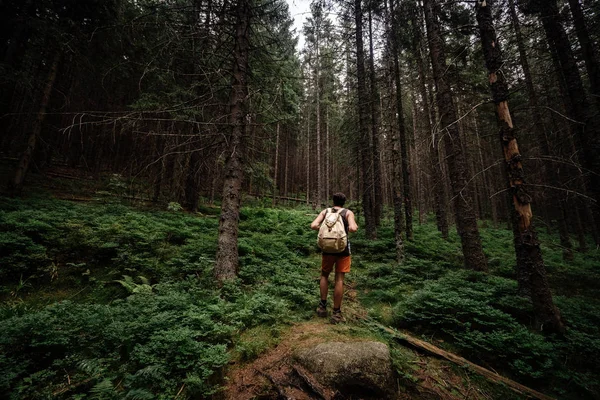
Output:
[310, 192, 358, 323]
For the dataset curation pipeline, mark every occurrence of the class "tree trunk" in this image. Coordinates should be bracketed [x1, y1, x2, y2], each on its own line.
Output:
[476, 0, 564, 333]
[184, 148, 201, 211]
[247, 115, 255, 195]
[473, 114, 497, 225]
[557, 199, 574, 261]
[0, 0, 34, 124]
[10, 50, 61, 196]
[153, 131, 165, 203]
[546, 43, 587, 255]
[567, 0, 600, 110]
[284, 140, 289, 198]
[315, 27, 322, 208]
[306, 108, 311, 206]
[389, 0, 413, 240]
[423, 0, 487, 271]
[210, 173, 217, 205]
[410, 4, 448, 239]
[214, 0, 251, 283]
[355, 0, 376, 239]
[508, 0, 573, 262]
[326, 106, 330, 203]
[392, 131, 405, 264]
[368, 7, 383, 227]
[383, 0, 404, 262]
[574, 203, 588, 252]
[536, 0, 600, 231]
[273, 122, 280, 207]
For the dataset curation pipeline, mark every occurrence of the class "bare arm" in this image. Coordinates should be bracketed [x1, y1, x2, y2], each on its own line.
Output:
[346, 210, 358, 233]
[310, 209, 327, 230]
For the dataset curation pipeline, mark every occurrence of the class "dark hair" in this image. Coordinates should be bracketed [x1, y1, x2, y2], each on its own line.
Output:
[332, 192, 346, 207]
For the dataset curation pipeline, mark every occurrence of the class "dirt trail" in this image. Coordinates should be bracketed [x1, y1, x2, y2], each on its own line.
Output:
[223, 282, 370, 399]
[222, 283, 532, 400]
[223, 320, 506, 400]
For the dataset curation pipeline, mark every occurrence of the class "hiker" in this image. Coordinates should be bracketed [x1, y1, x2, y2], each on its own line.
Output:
[310, 192, 358, 323]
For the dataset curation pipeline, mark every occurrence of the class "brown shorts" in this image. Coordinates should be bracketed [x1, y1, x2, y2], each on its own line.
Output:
[321, 254, 351, 274]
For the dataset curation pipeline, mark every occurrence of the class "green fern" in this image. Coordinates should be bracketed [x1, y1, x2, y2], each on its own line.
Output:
[89, 379, 116, 399]
[77, 359, 103, 375]
[133, 365, 164, 379]
[125, 388, 155, 400]
[113, 275, 153, 294]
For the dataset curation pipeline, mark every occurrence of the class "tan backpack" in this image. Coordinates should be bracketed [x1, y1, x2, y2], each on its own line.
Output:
[317, 208, 347, 253]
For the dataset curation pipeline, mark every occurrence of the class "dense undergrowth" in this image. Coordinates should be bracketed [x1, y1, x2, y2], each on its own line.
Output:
[0, 194, 316, 398]
[1, 192, 599, 399]
[354, 223, 600, 399]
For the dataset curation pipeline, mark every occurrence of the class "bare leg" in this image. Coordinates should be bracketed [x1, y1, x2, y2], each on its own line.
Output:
[333, 272, 345, 309]
[320, 271, 330, 302]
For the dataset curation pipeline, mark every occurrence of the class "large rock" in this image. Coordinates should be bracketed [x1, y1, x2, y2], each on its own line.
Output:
[296, 341, 397, 399]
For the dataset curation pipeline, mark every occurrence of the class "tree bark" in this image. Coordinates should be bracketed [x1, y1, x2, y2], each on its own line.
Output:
[306, 106, 311, 206]
[392, 133, 405, 264]
[546, 43, 587, 256]
[573, 204, 588, 252]
[184, 148, 201, 211]
[284, 140, 289, 198]
[315, 22, 322, 208]
[10, 50, 61, 196]
[410, 4, 448, 239]
[153, 130, 165, 203]
[508, 0, 573, 262]
[389, 0, 413, 240]
[473, 114, 497, 225]
[535, 0, 600, 231]
[476, 0, 564, 334]
[326, 105, 330, 203]
[273, 122, 280, 207]
[423, 0, 487, 271]
[355, 0, 376, 239]
[383, 0, 404, 263]
[382, 1, 405, 262]
[567, 0, 600, 110]
[368, 6, 383, 227]
[214, 0, 251, 283]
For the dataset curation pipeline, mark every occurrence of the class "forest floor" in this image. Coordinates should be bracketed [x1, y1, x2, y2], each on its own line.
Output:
[223, 282, 542, 400]
[1, 172, 599, 399]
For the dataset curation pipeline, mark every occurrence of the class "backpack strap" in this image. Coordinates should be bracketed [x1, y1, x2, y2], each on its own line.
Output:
[327, 208, 345, 228]
[322, 208, 331, 223]
[325, 207, 344, 220]
[339, 208, 349, 233]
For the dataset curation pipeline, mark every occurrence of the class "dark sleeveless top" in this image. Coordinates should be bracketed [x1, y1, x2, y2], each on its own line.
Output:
[322, 207, 351, 256]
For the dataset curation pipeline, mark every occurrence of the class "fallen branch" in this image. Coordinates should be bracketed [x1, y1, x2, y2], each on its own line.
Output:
[51, 193, 155, 203]
[291, 364, 329, 400]
[52, 377, 95, 396]
[174, 383, 186, 398]
[370, 322, 555, 400]
[52, 195, 96, 202]
[247, 193, 307, 203]
[255, 369, 292, 400]
[45, 171, 95, 180]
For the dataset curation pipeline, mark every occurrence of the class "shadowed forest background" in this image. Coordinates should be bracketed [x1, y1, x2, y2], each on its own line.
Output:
[1, 0, 599, 398]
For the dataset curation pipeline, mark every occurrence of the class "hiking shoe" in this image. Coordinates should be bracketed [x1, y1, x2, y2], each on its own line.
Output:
[330, 310, 345, 324]
[316, 304, 328, 318]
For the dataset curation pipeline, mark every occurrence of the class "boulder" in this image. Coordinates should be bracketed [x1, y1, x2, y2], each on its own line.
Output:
[296, 341, 397, 399]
